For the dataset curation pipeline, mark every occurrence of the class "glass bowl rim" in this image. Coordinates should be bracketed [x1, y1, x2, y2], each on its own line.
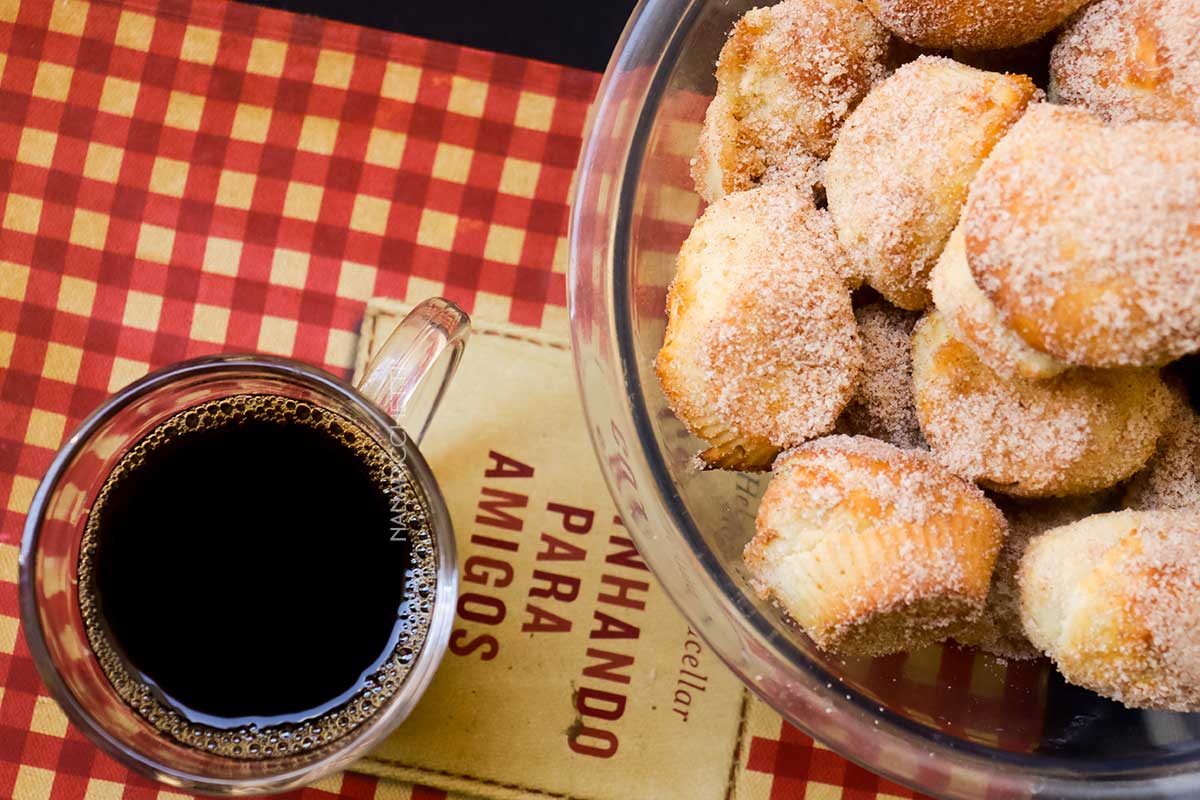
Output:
[565, 0, 1200, 796]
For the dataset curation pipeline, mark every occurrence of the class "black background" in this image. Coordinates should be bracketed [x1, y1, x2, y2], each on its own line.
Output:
[245, 0, 641, 72]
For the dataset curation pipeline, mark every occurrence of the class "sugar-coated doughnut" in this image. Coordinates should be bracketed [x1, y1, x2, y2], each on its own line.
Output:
[691, 0, 890, 202]
[807, 204, 863, 291]
[955, 494, 1109, 660]
[759, 150, 827, 209]
[825, 57, 1036, 309]
[700, 150, 860, 289]
[692, 92, 743, 203]
[864, 0, 1090, 50]
[1124, 386, 1200, 511]
[746, 436, 1006, 656]
[912, 312, 1171, 497]
[1020, 509, 1200, 711]
[656, 185, 862, 471]
[1050, 0, 1200, 126]
[964, 104, 1200, 367]
[930, 223, 1069, 380]
[835, 302, 925, 449]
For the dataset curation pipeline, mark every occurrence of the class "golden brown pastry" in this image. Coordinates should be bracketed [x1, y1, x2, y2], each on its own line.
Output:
[656, 185, 862, 471]
[1050, 0, 1200, 126]
[1124, 386, 1200, 510]
[963, 104, 1200, 367]
[929, 222, 1069, 380]
[955, 494, 1110, 660]
[692, 92, 744, 203]
[1020, 509, 1200, 711]
[912, 312, 1171, 497]
[691, 0, 890, 202]
[825, 57, 1036, 310]
[863, 0, 1090, 50]
[746, 435, 1006, 656]
[758, 150, 827, 213]
[793, 199, 863, 290]
[835, 302, 925, 449]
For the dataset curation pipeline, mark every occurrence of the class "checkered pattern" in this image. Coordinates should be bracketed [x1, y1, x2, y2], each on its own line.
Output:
[739, 700, 926, 800]
[747, 727, 923, 800]
[841, 642, 1049, 752]
[0, 0, 592, 796]
[0, 0, 1047, 797]
[732, 647, 1047, 800]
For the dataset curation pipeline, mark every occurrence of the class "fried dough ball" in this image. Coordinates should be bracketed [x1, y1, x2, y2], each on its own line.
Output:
[835, 302, 926, 449]
[1124, 387, 1200, 511]
[825, 57, 1036, 310]
[863, 0, 1090, 50]
[692, 92, 742, 203]
[964, 104, 1200, 367]
[759, 150, 826, 206]
[691, 0, 890, 202]
[795, 199, 863, 290]
[1050, 0, 1200, 126]
[1020, 509, 1200, 711]
[695, 113, 828, 209]
[912, 312, 1171, 497]
[930, 222, 1069, 380]
[656, 185, 862, 471]
[955, 494, 1110, 660]
[745, 436, 1005, 656]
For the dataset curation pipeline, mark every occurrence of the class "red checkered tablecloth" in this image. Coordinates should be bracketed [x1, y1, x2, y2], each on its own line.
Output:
[0, 0, 954, 797]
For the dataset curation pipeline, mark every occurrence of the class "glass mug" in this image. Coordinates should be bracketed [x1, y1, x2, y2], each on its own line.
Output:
[19, 297, 468, 795]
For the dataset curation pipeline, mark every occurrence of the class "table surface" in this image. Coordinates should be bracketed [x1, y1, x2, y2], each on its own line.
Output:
[0, 0, 930, 798]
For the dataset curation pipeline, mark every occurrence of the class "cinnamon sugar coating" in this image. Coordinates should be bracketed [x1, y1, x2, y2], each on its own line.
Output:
[955, 493, 1110, 660]
[835, 302, 926, 449]
[656, 185, 862, 471]
[691, 0, 890, 202]
[912, 312, 1171, 497]
[746, 435, 1005, 656]
[1050, 0, 1200, 126]
[864, 0, 1090, 50]
[1124, 386, 1200, 511]
[930, 222, 1068, 380]
[667, 8, 1200, 697]
[964, 104, 1200, 367]
[1020, 509, 1200, 711]
[825, 57, 1036, 310]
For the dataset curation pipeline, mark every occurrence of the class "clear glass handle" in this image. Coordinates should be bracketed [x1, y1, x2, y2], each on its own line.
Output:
[357, 297, 470, 445]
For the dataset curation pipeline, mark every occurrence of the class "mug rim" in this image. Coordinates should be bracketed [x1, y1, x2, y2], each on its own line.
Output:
[18, 353, 458, 795]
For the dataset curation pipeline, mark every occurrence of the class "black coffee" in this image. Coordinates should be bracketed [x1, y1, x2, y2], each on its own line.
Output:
[77, 394, 436, 759]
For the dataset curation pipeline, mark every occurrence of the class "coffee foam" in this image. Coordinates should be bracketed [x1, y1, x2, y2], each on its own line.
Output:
[76, 393, 437, 760]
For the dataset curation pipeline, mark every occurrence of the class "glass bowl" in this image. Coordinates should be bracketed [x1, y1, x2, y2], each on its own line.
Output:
[566, 1, 1200, 796]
